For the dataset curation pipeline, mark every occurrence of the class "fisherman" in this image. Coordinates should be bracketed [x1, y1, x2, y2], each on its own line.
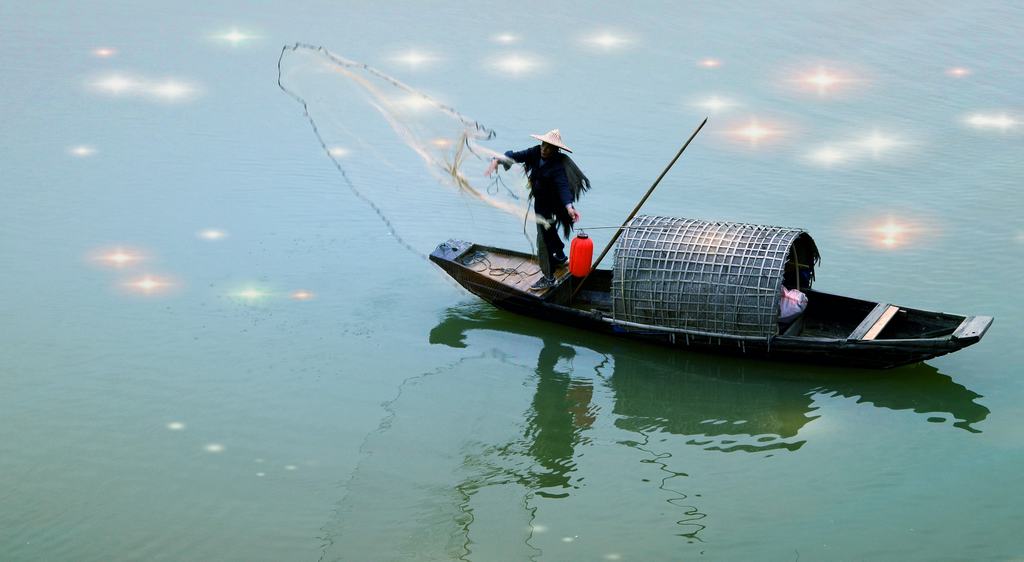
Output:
[485, 129, 590, 291]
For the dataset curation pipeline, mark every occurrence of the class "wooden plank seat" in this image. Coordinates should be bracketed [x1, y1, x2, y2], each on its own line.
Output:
[849, 303, 900, 340]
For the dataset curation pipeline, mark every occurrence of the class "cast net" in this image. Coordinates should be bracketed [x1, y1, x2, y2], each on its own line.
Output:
[277, 43, 540, 258]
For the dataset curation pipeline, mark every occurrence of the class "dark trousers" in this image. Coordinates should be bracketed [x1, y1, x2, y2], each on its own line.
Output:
[536, 217, 565, 279]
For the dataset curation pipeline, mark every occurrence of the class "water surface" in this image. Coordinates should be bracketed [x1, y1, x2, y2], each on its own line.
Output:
[1, 2, 1021, 560]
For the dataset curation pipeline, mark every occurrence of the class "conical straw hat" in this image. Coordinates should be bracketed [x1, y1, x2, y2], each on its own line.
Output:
[530, 129, 572, 153]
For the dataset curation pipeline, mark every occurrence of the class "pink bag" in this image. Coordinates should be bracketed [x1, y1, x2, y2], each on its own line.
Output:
[779, 287, 808, 322]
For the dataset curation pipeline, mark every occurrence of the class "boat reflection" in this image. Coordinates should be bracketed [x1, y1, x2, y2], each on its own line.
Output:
[320, 304, 990, 557]
[430, 302, 990, 457]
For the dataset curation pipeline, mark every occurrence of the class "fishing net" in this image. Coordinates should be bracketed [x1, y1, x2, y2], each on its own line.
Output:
[277, 43, 541, 258]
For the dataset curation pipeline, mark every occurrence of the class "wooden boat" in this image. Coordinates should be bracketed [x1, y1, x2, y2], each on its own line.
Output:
[430, 215, 993, 369]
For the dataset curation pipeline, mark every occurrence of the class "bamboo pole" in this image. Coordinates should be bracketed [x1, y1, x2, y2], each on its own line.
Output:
[572, 117, 708, 299]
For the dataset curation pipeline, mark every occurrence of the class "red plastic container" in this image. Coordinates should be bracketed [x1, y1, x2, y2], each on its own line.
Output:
[569, 232, 593, 277]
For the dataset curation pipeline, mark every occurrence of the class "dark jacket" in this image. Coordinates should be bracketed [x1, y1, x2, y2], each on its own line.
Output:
[504, 146, 574, 232]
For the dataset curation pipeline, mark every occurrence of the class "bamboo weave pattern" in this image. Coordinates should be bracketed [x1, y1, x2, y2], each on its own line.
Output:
[612, 215, 812, 337]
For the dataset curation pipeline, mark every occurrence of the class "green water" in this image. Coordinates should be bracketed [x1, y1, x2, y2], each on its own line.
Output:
[2, 1, 1021, 560]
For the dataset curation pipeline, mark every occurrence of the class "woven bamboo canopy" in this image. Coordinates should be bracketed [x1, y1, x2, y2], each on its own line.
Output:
[611, 215, 820, 338]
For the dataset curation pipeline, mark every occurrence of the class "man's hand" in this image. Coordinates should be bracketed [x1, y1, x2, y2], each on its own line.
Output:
[484, 158, 499, 177]
[567, 205, 581, 223]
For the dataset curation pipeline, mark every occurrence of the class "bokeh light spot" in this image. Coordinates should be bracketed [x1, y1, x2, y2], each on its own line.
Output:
[946, 67, 971, 78]
[69, 145, 98, 157]
[106, 251, 136, 265]
[698, 58, 721, 68]
[92, 47, 117, 58]
[198, 229, 228, 241]
[92, 74, 139, 95]
[726, 119, 784, 146]
[204, 443, 225, 453]
[694, 96, 738, 113]
[291, 290, 315, 301]
[583, 32, 631, 50]
[965, 113, 1018, 131]
[233, 287, 267, 301]
[215, 28, 257, 45]
[856, 132, 905, 157]
[123, 274, 174, 295]
[489, 53, 542, 75]
[792, 66, 859, 96]
[861, 218, 927, 250]
[809, 147, 848, 166]
[89, 73, 202, 103]
[492, 33, 519, 44]
[149, 80, 200, 102]
[166, 421, 186, 431]
[89, 246, 145, 268]
[390, 50, 439, 67]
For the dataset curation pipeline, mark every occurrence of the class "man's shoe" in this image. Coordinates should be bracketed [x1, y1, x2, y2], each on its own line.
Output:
[529, 276, 555, 291]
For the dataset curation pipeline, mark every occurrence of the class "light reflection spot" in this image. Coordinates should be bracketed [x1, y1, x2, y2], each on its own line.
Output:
[532, 524, 548, 533]
[69, 145, 98, 157]
[699, 58, 721, 68]
[198, 229, 227, 240]
[256, 472, 266, 477]
[728, 119, 782, 145]
[166, 421, 186, 431]
[284, 464, 297, 471]
[809, 147, 847, 165]
[869, 220, 917, 249]
[965, 113, 1018, 131]
[233, 288, 267, 300]
[583, 32, 630, 50]
[695, 96, 737, 113]
[149, 80, 199, 101]
[561, 536, 576, 543]
[93, 74, 139, 94]
[391, 50, 438, 67]
[93, 47, 117, 58]
[946, 67, 971, 78]
[493, 33, 519, 44]
[204, 443, 225, 453]
[101, 249, 141, 266]
[490, 54, 542, 75]
[124, 275, 174, 294]
[89, 73, 201, 103]
[291, 290, 315, 301]
[856, 132, 904, 156]
[328, 146, 350, 157]
[216, 29, 257, 45]
[793, 66, 857, 96]
[604, 555, 623, 561]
